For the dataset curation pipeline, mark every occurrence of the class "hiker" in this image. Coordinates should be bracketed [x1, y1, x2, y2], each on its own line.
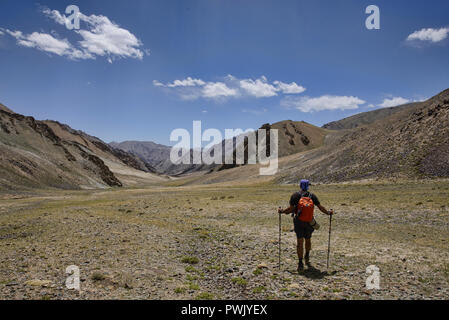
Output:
[278, 179, 334, 272]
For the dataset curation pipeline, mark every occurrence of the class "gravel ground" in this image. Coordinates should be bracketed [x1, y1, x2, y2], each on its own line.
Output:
[0, 181, 448, 300]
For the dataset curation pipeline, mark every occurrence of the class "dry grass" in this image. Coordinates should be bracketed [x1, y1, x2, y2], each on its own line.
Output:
[0, 180, 448, 299]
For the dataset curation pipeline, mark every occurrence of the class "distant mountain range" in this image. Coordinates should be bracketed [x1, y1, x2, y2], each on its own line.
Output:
[109, 140, 171, 169]
[110, 120, 327, 175]
[1, 88, 448, 190]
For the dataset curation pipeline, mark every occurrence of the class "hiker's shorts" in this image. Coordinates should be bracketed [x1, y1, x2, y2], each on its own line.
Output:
[294, 220, 314, 239]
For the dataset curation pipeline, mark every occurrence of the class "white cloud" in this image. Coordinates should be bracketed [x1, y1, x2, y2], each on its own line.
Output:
[406, 27, 449, 43]
[273, 81, 306, 94]
[378, 97, 410, 108]
[2, 8, 146, 62]
[44, 8, 146, 61]
[4, 30, 22, 38]
[153, 75, 306, 101]
[166, 77, 206, 88]
[239, 76, 278, 98]
[282, 95, 366, 112]
[4, 29, 93, 60]
[43, 8, 69, 26]
[0, 30, 4, 36]
[238, 76, 306, 97]
[153, 77, 237, 100]
[152, 80, 162, 87]
[202, 82, 238, 99]
[77, 16, 144, 60]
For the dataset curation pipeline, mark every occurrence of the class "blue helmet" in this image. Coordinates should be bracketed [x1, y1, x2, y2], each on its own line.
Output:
[300, 179, 310, 191]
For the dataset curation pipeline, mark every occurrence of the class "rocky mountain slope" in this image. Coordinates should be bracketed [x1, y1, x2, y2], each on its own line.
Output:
[2, 88, 447, 190]
[169, 88, 449, 186]
[322, 102, 420, 130]
[278, 89, 449, 182]
[0, 103, 15, 114]
[109, 141, 210, 175]
[111, 120, 327, 175]
[0, 106, 164, 191]
[109, 141, 171, 169]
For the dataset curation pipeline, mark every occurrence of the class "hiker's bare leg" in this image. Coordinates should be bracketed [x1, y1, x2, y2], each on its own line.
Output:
[297, 238, 304, 260]
[305, 238, 311, 254]
[305, 238, 311, 264]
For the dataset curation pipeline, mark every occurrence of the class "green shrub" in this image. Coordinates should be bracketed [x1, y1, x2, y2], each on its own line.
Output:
[188, 283, 200, 290]
[252, 286, 266, 293]
[195, 292, 214, 300]
[181, 256, 199, 264]
[231, 277, 248, 286]
[253, 268, 263, 276]
[174, 287, 186, 294]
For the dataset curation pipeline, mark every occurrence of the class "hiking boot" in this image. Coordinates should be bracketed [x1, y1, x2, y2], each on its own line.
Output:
[297, 261, 304, 272]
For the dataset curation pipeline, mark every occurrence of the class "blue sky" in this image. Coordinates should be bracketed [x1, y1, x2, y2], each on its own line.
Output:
[0, 0, 448, 145]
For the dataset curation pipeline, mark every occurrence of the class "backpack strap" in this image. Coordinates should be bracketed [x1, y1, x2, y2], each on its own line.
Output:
[293, 192, 301, 217]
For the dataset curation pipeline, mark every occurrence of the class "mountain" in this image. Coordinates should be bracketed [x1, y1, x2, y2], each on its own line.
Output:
[322, 102, 421, 130]
[260, 120, 328, 157]
[276, 89, 449, 182]
[108, 141, 203, 175]
[0, 103, 15, 114]
[168, 88, 449, 186]
[0, 106, 165, 191]
[3, 88, 447, 190]
[110, 120, 328, 175]
[109, 140, 171, 171]
[211, 120, 327, 172]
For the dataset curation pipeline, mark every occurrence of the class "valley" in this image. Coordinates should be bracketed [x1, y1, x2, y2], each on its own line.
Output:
[1, 89, 448, 300]
[0, 180, 448, 299]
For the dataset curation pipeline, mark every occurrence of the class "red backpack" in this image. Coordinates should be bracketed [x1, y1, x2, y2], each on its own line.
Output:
[296, 192, 315, 222]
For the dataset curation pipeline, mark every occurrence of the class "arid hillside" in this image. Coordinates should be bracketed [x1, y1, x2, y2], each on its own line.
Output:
[322, 102, 420, 130]
[109, 140, 171, 171]
[277, 89, 449, 183]
[1, 88, 448, 191]
[110, 120, 327, 176]
[259, 120, 328, 159]
[0, 107, 166, 191]
[169, 88, 449, 186]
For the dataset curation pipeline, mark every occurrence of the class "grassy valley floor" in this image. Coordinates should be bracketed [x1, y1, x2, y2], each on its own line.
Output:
[0, 180, 448, 300]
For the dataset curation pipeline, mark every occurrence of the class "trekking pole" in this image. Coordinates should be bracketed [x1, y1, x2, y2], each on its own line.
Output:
[326, 210, 333, 270]
[278, 207, 281, 270]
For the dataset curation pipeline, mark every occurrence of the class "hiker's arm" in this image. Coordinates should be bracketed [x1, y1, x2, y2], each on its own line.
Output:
[278, 206, 295, 215]
[317, 204, 334, 215]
